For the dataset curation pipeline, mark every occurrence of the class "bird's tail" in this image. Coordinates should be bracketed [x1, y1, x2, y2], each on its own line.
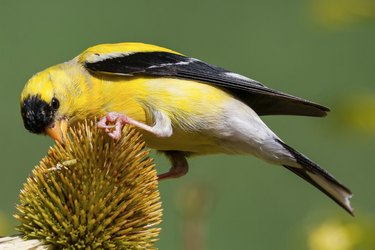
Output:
[277, 139, 354, 215]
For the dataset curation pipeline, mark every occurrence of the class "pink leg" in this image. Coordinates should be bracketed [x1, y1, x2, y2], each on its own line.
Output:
[158, 151, 189, 180]
[98, 112, 172, 140]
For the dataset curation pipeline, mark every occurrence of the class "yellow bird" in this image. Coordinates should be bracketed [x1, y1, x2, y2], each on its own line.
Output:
[20, 42, 353, 215]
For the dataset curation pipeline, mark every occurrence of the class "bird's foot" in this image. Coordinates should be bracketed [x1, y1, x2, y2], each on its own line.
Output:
[98, 112, 130, 140]
[99, 110, 173, 140]
[158, 151, 189, 180]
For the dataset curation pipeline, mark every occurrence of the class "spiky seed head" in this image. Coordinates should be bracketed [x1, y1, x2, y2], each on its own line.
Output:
[15, 120, 162, 249]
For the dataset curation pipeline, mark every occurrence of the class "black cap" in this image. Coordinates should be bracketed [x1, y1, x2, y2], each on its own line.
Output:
[21, 95, 55, 134]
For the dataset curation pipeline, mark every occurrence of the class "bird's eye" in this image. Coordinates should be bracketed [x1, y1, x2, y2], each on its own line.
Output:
[51, 97, 60, 110]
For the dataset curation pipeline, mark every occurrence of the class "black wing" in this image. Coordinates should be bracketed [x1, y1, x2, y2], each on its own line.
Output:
[84, 51, 329, 117]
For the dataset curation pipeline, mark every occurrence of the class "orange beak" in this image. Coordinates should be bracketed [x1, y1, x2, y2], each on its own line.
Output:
[45, 119, 68, 144]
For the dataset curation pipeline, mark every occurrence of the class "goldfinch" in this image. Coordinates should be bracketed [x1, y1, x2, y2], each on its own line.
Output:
[20, 42, 353, 214]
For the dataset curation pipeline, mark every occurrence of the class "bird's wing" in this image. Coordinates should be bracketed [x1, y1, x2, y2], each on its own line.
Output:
[81, 47, 329, 117]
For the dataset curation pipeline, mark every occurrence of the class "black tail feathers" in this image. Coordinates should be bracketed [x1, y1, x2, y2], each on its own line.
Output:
[277, 139, 353, 215]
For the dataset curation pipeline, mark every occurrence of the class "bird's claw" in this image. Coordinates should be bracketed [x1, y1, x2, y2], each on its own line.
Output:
[98, 112, 128, 140]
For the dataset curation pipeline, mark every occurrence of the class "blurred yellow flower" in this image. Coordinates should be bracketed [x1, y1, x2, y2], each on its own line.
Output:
[311, 0, 375, 27]
[308, 220, 362, 250]
[337, 94, 375, 134]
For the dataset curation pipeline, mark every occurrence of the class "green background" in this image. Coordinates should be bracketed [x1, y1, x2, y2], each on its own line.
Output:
[1, 0, 374, 249]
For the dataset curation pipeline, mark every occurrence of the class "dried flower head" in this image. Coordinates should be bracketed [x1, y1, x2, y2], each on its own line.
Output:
[15, 120, 162, 249]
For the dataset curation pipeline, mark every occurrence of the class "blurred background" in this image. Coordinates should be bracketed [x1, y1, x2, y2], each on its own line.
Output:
[1, 0, 374, 249]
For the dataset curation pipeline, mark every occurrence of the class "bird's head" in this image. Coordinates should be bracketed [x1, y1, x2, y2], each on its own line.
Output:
[20, 66, 70, 144]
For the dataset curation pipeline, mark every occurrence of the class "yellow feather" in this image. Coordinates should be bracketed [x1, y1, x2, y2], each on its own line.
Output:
[78, 42, 182, 64]
[20, 43, 233, 153]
